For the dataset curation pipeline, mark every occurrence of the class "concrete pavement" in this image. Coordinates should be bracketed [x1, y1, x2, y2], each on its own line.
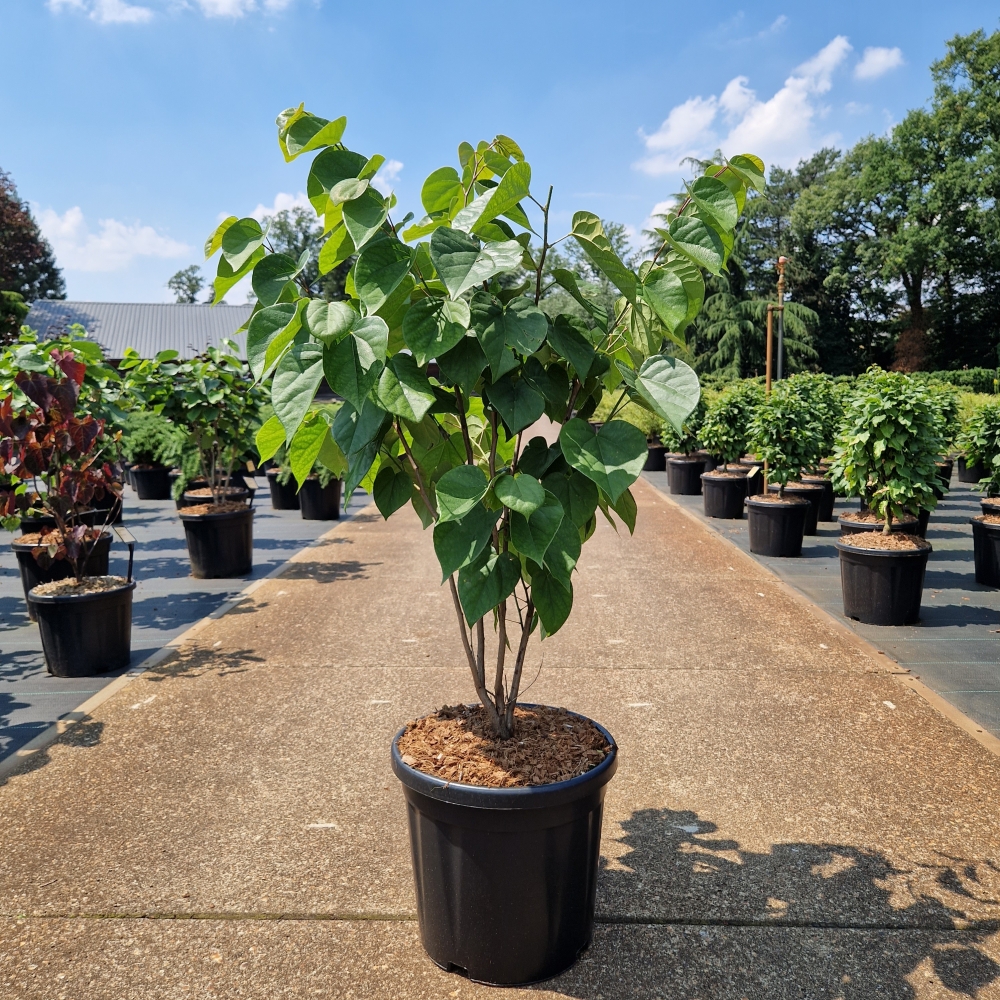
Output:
[0, 478, 998, 998]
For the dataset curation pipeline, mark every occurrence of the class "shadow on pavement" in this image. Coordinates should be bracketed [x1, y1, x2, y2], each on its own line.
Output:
[279, 559, 376, 583]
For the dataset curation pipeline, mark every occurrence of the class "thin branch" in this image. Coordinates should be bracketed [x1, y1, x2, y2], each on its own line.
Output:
[449, 576, 502, 731]
[396, 420, 435, 518]
[494, 599, 508, 716]
[504, 598, 535, 733]
[476, 617, 486, 691]
[563, 379, 582, 422]
[488, 409, 498, 479]
[455, 388, 475, 464]
[534, 185, 554, 306]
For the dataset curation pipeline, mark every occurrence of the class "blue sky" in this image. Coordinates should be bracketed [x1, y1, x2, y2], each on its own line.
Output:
[2, 0, 998, 303]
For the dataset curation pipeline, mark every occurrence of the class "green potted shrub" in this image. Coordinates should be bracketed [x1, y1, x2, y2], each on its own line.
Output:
[830, 369, 939, 625]
[699, 379, 763, 516]
[0, 363, 132, 673]
[260, 441, 300, 510]
[662, 398, 708, 494]
[962, 401, 1000, 585]
[925, 381, 960, 490]
[956, 400, 991, 483]
[121, 411, 186, 500]
[787, 373, 841, 522]
[159, 344, 267, 578]
[746, 380, 822, 555]
[208, 107, 758, 985]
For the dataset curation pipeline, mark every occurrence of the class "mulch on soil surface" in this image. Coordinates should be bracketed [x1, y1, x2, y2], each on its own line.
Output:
[184, 486, 247, 497]
[33, 575, 128, 597]
[704, 470, 745, 479]
[751, 493, 808, 504]
[841, 511, 918, 526]
[397, 704, 611, 788]
[841, 532, 929, 551]
[977, 514, 1000, 526]
[16, 529, 106, 547]
[180, 501, 249, 516]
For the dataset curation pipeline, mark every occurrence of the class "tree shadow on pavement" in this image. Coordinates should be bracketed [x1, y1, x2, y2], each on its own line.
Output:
[540, 807, 1000, 999]
[279, 559, 376, 583]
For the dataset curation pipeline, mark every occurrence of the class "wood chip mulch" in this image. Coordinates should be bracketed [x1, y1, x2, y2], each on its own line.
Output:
[33, 575, 128, 597]
[397, 704, 611, 788]
[180, 501, 249, 515]
[841, 511, 918, 526]
[978, 514, 1000, 526]
[841, 531, 929, 551]
[17, 529, 105, 547]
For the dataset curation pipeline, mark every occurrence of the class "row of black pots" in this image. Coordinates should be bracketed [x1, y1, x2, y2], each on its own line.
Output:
[266, 471, 343, 520]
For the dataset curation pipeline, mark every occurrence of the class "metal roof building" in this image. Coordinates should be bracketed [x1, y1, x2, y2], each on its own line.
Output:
[22, 301, 254, 361]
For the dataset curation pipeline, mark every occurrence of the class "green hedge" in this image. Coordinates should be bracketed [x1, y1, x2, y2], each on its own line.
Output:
[921, 368, 999, 394]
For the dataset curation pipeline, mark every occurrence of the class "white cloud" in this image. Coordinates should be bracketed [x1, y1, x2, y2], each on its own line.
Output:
[37, 206, 190, 272]
[48, 0, 153, 22]
[191, 0, 295, 16]
[371, 159, 404, 196]
[250, 191, 312, 221]
[854, 46, 904, 81]
[635, 35, 852, 177]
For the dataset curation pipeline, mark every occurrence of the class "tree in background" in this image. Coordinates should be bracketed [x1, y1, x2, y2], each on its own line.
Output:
[166, 265, 205, 303]
[0, 170, 64, 303]
[264, 207, 351, 301]
[0, 290, 29, 346]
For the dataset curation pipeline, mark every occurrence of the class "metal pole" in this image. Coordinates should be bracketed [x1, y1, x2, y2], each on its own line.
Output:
[764, 305, 773, 491]
[775, 256, 787, 381]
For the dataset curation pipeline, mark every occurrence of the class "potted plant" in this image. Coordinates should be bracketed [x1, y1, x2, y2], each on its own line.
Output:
[662, 398, 708, 495]
[698, 380, 763, 517]
[787, 373, 841, 522]
[956, 401, 991, 483]
[261, 442, 301, 510]
[830, 369, 939, 625]
[962, 401, 1000, 585]
[160, 344, 267, 578]
[121, 411, 186, 500]
[746, 380, 821, 555]
[209, 107, 759, 984]
[0, 362, 131, 674]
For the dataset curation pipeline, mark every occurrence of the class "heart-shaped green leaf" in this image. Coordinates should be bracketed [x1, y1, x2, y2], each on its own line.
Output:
[429, 227, 524, 298]
[633, 355, 701, 435]
[457, 551, 521, 625]
[436, 464, 489, 523]
[690, 176, 739, 231]
[273, 343, 325, 443]
[373, 465, 412, 519]
[343, 187, 388, 251]
[354, 239, 415, 315]
[255, 414, 286, 463]
[330, 177, 369, 206]
[402, 297, 471, 365]
[421, 167, 462, 214]
[493, 472, 544, 516]
[484, 374, 545, 434]
[376, 353, 437, 423]
[221, 217, 265, 271]
[502, 297, 548, 354]
[433, 503, 498, 580]
[531, 567, 573, 637]
[667, 217, 724, 274]
[332, 398, 392, 500]
[251, 253, 299, 307]
[247, 302, 301, 381]
[302, 300, 356, 345]
[558, 418, 648, 503]
[543, 517, 581, 591]
[509, 491, 563, 563]
[437, 335, 487, 395]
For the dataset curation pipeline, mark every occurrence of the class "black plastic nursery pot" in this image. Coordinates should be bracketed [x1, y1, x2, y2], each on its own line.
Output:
[299, 478, 342, 520]
[766, 482, 824, 535]
[91, 489, 123, 525]
[972, 516, 1000, 586]
[701, 472, 746, 519]
[800, 475, 835, 522]
[179, 506, 253, 578]
[12, 532, 112, 622]
[918, 507, 931, 535]
[182, 486, 251, 506]
[746, 496, 809, 557]
[266, 469, 301, 510]
[741, 463, 764, 497]
[643, 443, 666, 472]
[131, 464, 171, 500]
[838, 514, 923, 538]
[391, 711, 618, 987]
[958, 456, 986, 483]
[693, 450, 718, 473]
[27, 578, 135, 677]
[666, 457, 706, 495]
[937, 458, 954, 487]
[837, 538, 930, 626]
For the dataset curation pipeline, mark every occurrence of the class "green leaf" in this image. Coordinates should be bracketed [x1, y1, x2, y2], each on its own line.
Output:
[255, 414, 286, 463]
[352, 316, 389, 366]
[373, 465, 412, 519]
[729, 154, 766, 193]
[552, 268, 598, 318]
[332, 398, 392, 500]
[252, 253, 300, 307]
[611, 486, 637, 534]
[343, 188, 388, 251]
[284, 115, 346, 160]
[484, 374, 545, 434]
[421, 167, 462, 214]
[323, 335, 381, 412]
[541, 469, 598, 528]
[690, 176, 739, 231]
[247, 302, 300, 381]
[205, 216, 238, 258]
[531, 567, 572, 636]
[558, 418, 647, 503]
[309, 148, 369, 213]
[317, 431, 347, 478]
[502, 297, 548, 354]
[302, 299, 356, 345]
[457, 161, 531, 234]
[436, 464, 489, 523]
[547, 315, 596, 379]
[571, 212, 636, 304]
[402, 297, 470, 366]
[522, 356, 570, 409]
[329, 177, 369, 206]
[359, 154, 385, 180]
[458, 552, 521, 626]
[319, 225, 356, 275]
[429, 228, 523, 298]
[633, 355, 701, 434]
[469, 293, 506, 378]
[667, 217, 724, 274]
[221, 217, 266, 272]
[641, 266, 688, 337]
[543, 516, 581, 591]
[289, 415, 330, 487]
[376, 353, 437, 422]
[494, 472, 544, 516]
[273, 343, 326, 443]
[433, 503, 498, 580]
[437, 335, 487, 395]
[213, 245, 264, 303]
[354, 239, 415, 315]
[509, 491, 563, 563]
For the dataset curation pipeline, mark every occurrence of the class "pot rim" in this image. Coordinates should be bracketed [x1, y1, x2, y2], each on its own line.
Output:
[701, 471, 746, 481]
[391, 704, 618, 810]
[26, 578, 136, 605]
[838, 513, 919, 527]
[745, 495, 809, 507]
[835, 539, 931, 557]
[766, 482, 824, 492]
[11, 530, 112, 552]
[666, 456, 706, 465]
[971, 515, 1000, 530]
[178, 505, 254, 522]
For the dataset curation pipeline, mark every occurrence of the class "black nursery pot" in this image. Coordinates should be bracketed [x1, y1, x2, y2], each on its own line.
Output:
[666, 457, 706, 495]
[131, 464, 171, 500]
[837, 538, 930, 626]
[91, 489, 123, 525]
[766, 482, 824, 535]
[27, 579, 135, 678]
[838, 514, 923, 538]
[299, 478, 342, 520]
[958, 456, 986, 483]
[800, 475, 835, 522]
[12, 533, 112, 622]
[746, 496, 809, 557]
[937, 458, 954, 488]
[972, 516, 1000, 587]
[391, 711, 618, 987]
[643, 443, 666, 472]
[701, 473, 746, 519]
[266, 469, 301, 510]
[179, 506, 253, 578]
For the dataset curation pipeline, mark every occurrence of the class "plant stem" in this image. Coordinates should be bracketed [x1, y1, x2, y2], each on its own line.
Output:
[494, 600, 508, 713]
[454, 389, 475, 464]
[503, 596, 535, 735]
[564, 379, 581, 422]
[476, 617, 486, 689]
[396, 420, 435, 516]
[448, 576, 503, 732]
[534, 186, 553, 307]
[488, 409, 498, 479]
